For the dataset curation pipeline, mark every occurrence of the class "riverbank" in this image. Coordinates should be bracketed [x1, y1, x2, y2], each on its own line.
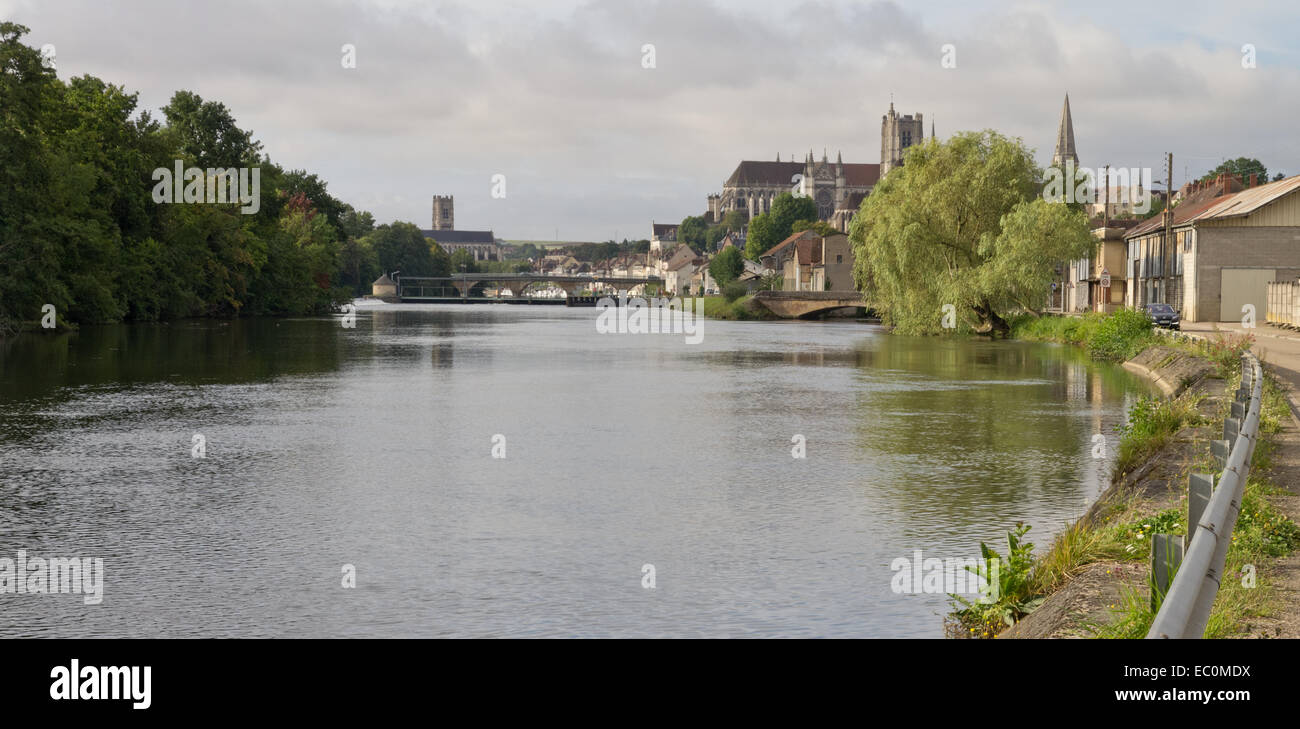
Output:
[964, 326, 1300, 639]
[698, 294, 780, 321]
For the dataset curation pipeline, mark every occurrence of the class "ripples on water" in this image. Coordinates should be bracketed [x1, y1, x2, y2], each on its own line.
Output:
[0, 306, 1146, 637]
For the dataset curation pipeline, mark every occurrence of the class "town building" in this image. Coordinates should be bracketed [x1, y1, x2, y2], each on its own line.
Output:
[706, 101, 927, 230]
[650, 223, 678, 255]
[371, 273, 397, 298]
[759, 229, 856, 292]
[1062, 219, 1138, 313]
[422, 195, 501, 261]
[1124, 174, 1300, 321]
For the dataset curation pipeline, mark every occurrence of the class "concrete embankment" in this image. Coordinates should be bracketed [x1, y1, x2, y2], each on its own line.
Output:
[1120, 345, 1215, 398]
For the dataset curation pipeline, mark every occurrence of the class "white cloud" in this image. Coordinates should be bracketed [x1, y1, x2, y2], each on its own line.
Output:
[5, 0, 1299, 239]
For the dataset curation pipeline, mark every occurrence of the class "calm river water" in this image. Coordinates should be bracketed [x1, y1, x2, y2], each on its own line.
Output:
[0, 303, 1148, 637]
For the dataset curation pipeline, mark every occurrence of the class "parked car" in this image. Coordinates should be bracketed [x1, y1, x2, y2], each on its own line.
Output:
[1143, 302, 1181, 330]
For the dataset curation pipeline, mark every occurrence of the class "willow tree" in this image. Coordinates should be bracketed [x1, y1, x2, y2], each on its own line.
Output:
[849, 130, 1094, 335]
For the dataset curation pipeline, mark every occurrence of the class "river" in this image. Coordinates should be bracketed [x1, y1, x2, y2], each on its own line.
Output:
[0, 303, 1148, 637]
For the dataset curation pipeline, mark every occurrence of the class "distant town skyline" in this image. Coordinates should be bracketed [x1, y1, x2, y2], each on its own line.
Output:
[7, 0, 1299, 240]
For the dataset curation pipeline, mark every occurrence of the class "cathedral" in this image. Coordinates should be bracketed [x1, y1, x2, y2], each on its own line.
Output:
[709, 102, 928, 232]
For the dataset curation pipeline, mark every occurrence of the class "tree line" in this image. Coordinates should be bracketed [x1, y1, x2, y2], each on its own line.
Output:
[0, 23, 452, 334]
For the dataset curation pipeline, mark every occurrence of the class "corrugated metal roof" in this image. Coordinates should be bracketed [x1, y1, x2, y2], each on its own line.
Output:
[1125, 185, 1235, 238]
[1188, 175, 1300, 222]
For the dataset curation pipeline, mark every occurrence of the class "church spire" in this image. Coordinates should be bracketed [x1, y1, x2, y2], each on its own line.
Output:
[1052, 93, 1078, 168]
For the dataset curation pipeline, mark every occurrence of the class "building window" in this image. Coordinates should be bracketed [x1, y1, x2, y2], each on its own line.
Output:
[836, 255, 843, 264]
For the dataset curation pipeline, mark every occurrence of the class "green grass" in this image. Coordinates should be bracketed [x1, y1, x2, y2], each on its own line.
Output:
[1113, 392, 1205, 477]
[947, 359, 1300, 638]
[1088, 372, 1300, 638]
[697, 295, 776, 321]
[1009, 309, 1157, 362]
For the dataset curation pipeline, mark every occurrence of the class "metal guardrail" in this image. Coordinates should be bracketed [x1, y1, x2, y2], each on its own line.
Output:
[1145, 352, 1263, 638]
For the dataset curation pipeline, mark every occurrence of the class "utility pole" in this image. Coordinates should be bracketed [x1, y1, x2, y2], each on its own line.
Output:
[1103, 164, 1110, 228]
[1162, 152, 1173, 304]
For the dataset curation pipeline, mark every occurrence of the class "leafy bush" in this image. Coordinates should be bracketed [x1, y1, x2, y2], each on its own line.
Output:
[1011, 309, 1155, 362]
[722, 281, 748, 302]
[949, 523, 1044, 637]
[1086, 308, 1154, 361]
[1113, 393, 1202, 476]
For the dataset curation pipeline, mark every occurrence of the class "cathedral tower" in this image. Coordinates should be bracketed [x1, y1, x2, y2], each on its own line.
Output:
[432, 195, 454, 231]
[881, 102, 924, 177]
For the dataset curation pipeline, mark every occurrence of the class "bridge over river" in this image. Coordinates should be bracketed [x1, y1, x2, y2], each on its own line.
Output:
[396, 273, 664, 303]
[750, 290, 868, 318]
[392, 274, 866, 318]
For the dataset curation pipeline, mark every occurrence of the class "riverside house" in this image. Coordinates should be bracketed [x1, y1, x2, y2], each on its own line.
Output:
[759, 230, 856, 292]
[1124, 173, 1300, 322]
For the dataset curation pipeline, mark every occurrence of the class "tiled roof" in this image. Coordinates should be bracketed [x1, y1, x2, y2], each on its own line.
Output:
[1189, 175, 1300, 222]
[1125, 183, 1238, 238]
[794, 237, 823, 266]
[836, 191, 868, 211]
[760, 229, 819, 259]
[422, 229, 496, 243]
[843, 164, 880, 187]
[723, 161, 879, 187]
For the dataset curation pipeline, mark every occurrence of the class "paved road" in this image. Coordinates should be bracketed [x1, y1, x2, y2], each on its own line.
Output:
[1183, 321, 1300, 414]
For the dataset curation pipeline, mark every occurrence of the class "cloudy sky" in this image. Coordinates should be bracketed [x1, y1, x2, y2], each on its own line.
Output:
[5, 0, 1299, 240]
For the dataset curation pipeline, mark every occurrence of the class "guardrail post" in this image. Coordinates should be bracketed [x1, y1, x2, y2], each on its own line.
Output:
[1224, 416, 1240, 442]
[1151, 534, 1184, 612]
[1187, 474, 1213, 551]
[1210, 439, 1231, 469]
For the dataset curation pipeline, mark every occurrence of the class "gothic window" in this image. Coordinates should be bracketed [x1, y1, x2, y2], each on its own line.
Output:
[816, 189, 833, 220]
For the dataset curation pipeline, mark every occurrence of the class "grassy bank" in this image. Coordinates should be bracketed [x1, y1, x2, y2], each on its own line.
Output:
[1008, 309, 1157, 361]
[948, 325, 1300, 638]
[697, 295, 778, 321]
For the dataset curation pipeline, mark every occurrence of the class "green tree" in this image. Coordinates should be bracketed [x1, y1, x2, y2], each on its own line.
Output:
[449, 248, 478, 273]
[160, 90, 263, 168]
[708, 245, 744, 286]
[0, 25, 378, 330]
[705, 223, 728, 249]
[850, 130, 1095, 335]
[744, 213, 775, 261]
[792, 219, 839, 236]
[678, 215, 708, 248]
[1199, 157, 1267, 184]
[743, 193, 818, 261]
[369, 223, 449, 277]
[769, 193, 817, 239]
[721, 210, 747, 232]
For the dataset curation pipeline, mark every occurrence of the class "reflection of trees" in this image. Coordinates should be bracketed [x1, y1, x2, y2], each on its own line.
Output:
[0, 319, 345, 401]
[849, 336, 1140, 522]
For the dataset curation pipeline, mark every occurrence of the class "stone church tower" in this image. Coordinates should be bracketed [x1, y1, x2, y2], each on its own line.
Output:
[1051, 94, 1078, 168]
[431, 195, 454, 231]
[880, 102, 924, 177]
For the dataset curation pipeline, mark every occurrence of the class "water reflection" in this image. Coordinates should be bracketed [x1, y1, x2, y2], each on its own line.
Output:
[0, 307, 1147, 637]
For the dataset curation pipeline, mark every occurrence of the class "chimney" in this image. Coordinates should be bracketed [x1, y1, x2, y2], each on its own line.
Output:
[1249, 173, 1258, 187]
